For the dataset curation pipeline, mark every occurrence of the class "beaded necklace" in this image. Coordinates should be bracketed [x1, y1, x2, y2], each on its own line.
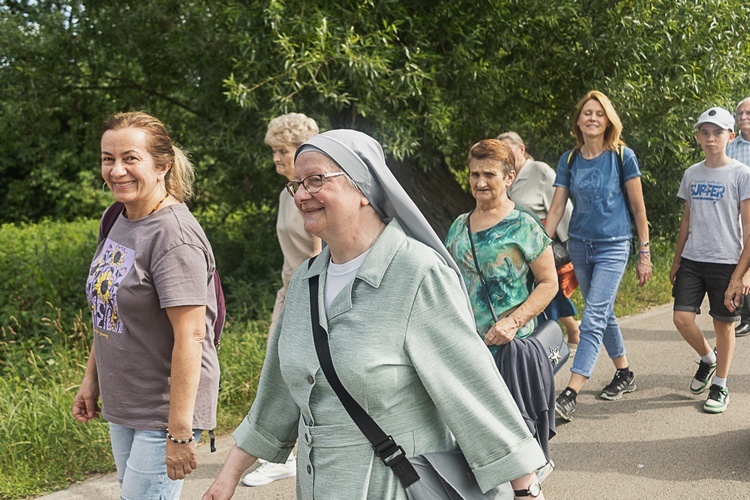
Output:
[123, 192, 170, 219]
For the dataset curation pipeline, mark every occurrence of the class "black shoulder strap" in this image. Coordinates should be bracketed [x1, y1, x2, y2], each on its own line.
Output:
[566, 148, 579, 169]
[306, 259, 419, 489]
[99, 202, 125, 243]
[465, 213, 498, 323]
[615, 145, 632, 215]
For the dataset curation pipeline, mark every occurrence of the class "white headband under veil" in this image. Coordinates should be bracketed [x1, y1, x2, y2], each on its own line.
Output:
[295, 129, 469, 302]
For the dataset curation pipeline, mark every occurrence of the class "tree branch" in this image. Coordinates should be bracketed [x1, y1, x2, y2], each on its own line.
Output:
[64, 79, 204, 117]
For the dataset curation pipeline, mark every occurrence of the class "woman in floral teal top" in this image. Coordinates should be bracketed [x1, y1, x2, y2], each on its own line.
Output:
[445, 139, 559, 467]
[445, 139, 558, 355]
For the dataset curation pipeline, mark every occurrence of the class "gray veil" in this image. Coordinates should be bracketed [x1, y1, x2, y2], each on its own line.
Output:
[295, 129, 469, 301]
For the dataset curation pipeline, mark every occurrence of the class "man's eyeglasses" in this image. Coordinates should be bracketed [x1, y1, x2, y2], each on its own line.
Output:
[286, 172, 347, 197]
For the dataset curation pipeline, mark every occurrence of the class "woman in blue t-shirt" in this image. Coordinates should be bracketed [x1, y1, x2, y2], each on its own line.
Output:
[544, 91, 652, 421]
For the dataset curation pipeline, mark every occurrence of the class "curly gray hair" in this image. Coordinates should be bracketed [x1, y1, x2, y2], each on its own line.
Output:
[264, 113, 319, 148]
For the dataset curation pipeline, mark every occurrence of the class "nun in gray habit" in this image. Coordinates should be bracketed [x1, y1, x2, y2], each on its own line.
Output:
[203, 130, 546, 500]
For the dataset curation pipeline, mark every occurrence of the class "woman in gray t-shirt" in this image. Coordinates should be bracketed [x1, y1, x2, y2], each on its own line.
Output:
[73, 112, 220, 499]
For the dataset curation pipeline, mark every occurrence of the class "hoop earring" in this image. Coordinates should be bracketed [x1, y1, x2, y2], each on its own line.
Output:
[102, 182, 109, 191]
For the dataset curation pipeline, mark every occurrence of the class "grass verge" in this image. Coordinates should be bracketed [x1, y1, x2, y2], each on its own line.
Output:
[0, 310, 111, 499]
[0, 309, 270, 499]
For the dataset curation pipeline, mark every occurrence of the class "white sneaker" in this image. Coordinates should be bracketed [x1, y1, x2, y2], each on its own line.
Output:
[242, 456, 297, 486]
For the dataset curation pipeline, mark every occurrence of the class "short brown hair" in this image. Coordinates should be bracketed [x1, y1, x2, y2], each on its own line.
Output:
[102, 112, 195, 202]
[467, 139, 515, 177]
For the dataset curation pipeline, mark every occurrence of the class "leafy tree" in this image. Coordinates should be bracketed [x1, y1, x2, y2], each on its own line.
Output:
[0, 0, 273, 222]
[223, 0, 750, 234]
[0, 0, 286, 309]
[3, 0, 750, 236]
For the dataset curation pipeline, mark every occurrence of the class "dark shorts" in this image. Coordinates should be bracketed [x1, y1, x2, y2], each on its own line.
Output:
[672, 258, 739, 322]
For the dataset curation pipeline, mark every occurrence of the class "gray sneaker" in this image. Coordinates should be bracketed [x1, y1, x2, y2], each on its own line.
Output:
[600, 370, 636, 400]
[555, 388, 577, 421]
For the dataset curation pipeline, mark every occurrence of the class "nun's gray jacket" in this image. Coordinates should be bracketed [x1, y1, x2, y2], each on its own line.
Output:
[233, 220, 546, 499]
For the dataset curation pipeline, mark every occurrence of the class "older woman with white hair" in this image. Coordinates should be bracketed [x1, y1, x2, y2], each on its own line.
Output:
[203, 130, 547, 499]
[240, 113, 323, 487]
[263, 113, 322, 339]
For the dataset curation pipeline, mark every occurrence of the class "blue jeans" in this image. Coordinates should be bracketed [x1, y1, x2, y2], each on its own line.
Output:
[568, 239, 630, 378]
[109, 423, 202, 500]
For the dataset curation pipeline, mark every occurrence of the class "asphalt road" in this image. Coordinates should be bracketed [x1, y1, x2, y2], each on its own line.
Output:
[39, 303, 750, 499]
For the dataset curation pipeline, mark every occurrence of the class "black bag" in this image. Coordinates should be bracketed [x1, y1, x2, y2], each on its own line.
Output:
[550, 238, 570, 268]
[528, 319, 570, 376]
[306, 260, 510, 499]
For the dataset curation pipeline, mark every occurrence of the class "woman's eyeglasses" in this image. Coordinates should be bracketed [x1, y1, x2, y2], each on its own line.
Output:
[285, 172, 347, 197]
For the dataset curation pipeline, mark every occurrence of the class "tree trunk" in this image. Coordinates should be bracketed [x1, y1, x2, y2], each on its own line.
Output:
[387, 157, 474, 239]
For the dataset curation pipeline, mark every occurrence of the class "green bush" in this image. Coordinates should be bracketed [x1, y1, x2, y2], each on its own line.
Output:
[0, 219, 98, 343]
[197, 201, 282, 322]
[214, 319, 270, 431]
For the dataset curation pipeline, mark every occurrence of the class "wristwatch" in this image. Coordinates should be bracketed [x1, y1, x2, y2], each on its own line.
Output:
[514, 482, 542, 497]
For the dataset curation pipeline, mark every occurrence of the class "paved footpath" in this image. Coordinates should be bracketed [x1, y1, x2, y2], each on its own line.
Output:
[39, 303, 750, 499]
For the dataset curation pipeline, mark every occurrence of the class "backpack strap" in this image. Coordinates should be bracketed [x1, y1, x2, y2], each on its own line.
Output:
[212, 271, 225, 349]
[99, 202, 125, 243]
[615, 145, 631, 213]
[566, 149, 579, 168]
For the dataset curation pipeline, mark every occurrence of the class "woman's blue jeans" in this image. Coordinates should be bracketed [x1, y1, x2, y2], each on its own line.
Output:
[109, 423, 202, 500]
[568, 239, 630, 378]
